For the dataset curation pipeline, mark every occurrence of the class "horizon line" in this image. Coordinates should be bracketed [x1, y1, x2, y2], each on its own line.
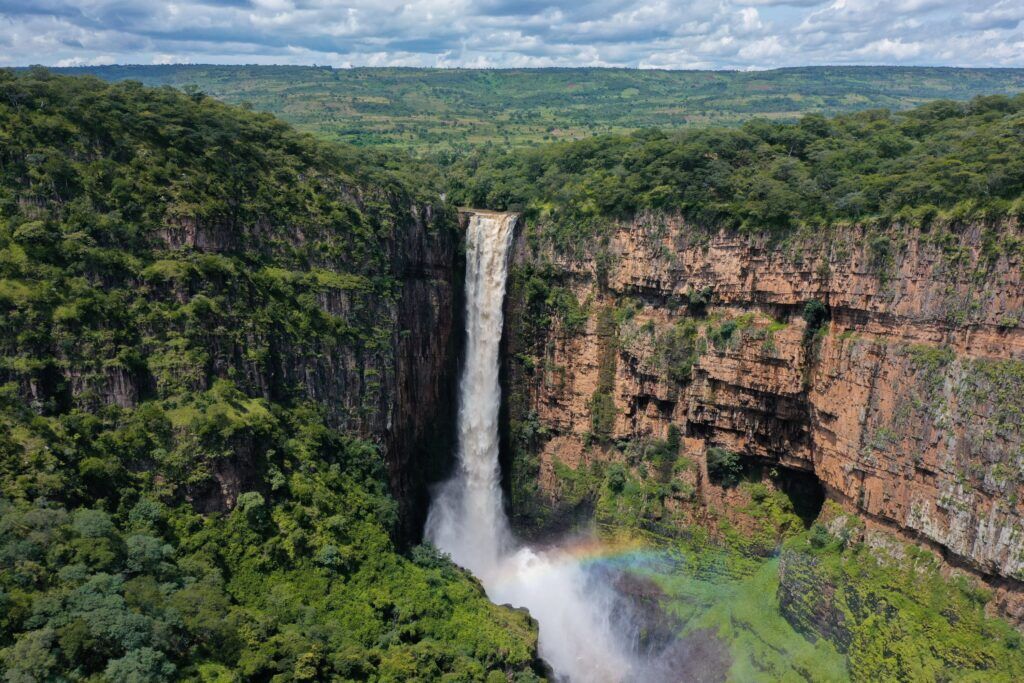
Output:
[8, 63, 1024, 74]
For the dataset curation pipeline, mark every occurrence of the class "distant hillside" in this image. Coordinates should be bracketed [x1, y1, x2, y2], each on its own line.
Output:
[56, 65, 1024, 152]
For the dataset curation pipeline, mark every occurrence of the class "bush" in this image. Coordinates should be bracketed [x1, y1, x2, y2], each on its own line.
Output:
[709, 320, 739, 350]
[809, 523, 832, 549]
[667, 424, 681, 452]
[802, 299, 829, 342]
[589, 392, 616, 442]
[410, 543, 451, 570]
[606, 463, 628, 494]
[687, 287, 713, 316]
[657, 321, 699, 384]
[868, 233, 894, 273]
[706, 447, 743, 487]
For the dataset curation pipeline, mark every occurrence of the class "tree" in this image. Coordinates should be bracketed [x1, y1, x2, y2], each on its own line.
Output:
[606, 463, 628, 493]
[706, 447, 742, 487]
[802, 299, 829, 343]
[0, 629, 60, 683]
[104, 648, 176, 683]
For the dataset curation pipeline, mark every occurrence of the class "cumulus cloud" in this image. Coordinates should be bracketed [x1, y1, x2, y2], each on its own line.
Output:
[965, 0, 1024, 30]
[0, 0, 1020, 68]
[854, 38, 923, 60]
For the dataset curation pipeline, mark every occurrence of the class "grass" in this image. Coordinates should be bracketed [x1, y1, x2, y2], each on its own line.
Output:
[543, 444, 1024, 682]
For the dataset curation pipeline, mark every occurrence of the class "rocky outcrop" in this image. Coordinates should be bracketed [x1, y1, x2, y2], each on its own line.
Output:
[504, 213, 1024, 618]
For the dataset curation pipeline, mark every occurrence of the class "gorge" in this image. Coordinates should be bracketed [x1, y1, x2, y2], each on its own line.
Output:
[2, 70, 1024, 681]
[433, 206, 1024, 680]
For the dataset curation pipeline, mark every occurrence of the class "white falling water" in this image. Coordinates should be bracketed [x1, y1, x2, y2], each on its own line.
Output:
[426, 211, 514, 575]
[426, 212, 633, 682]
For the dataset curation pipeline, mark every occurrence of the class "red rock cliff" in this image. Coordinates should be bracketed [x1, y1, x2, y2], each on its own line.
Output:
[504, 214, 1024, 618]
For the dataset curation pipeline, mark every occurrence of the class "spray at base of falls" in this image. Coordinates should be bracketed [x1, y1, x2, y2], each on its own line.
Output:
[426, 212, 634, 681]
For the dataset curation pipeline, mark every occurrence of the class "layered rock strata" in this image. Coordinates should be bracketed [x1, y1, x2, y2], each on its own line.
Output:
[503, 214, 1024, 617]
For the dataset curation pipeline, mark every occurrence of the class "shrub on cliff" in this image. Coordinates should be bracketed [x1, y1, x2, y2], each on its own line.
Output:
[656, 320, 700, 384]
[706, 447, 743, 487]
[606, 463, 628, 494]
[802, 299, 830, 343]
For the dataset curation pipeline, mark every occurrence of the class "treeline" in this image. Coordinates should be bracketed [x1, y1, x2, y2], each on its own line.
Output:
[447, 94, 1024, 233]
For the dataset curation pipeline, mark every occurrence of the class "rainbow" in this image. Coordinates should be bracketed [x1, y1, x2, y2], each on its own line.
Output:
[482, 534, 681, 589]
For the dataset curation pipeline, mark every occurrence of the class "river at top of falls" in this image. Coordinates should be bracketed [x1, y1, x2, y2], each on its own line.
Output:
[425, 211, 635, 682]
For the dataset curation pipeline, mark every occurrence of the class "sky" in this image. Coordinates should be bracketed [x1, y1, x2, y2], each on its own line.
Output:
[1, 0, 1022, 70]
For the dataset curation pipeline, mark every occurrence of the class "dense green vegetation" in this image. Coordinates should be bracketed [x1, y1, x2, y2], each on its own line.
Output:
[0, 408, 539, 681]
[536, 444, 1024, 681]
[57, 65, 1024, 152]
[636, 497, 1024, 682]
[5, 63, 1024, 681]
[450, 94, 1024, 238]
[0, 69, 541, 681]
[778, 506, 1024, 681]
[635, 487, 852, 682]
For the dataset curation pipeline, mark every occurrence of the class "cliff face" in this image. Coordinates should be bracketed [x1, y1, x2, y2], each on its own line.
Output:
[205, 202, 461, 538]
[5, 193, 461, 539]
[387, 205, 461, 537]
[504, 214, 1024, 617]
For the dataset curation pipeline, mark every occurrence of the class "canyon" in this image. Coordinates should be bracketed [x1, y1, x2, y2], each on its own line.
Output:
[4, 71, 1024, 681]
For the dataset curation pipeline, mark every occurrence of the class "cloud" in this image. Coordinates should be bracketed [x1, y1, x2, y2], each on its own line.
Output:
[854, 38, 923, 60]
[54, 54, 116, 67]
[738, 36, 785, 60]
[738, 0, 827, 6]
[0, 0, 1021, 68]
[965, 0, 1024, 30]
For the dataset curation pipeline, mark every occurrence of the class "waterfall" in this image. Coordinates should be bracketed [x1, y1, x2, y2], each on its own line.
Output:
[426, 211, 515, 576]
[426, 211, 633, 682]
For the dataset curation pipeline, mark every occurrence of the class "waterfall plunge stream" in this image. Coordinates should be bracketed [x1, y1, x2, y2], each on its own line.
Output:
[426, 212, 635, 681]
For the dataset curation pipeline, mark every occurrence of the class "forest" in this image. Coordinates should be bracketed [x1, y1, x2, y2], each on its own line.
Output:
[0, 69, 541, 681]
[445, 94, 1024, 237]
